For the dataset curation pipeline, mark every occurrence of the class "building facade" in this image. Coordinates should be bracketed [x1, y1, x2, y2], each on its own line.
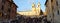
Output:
[0, 0, 17, 20]
[17, 2, 41, 16]
[0, 0, 2, 17]
[45, 0, 60, 23]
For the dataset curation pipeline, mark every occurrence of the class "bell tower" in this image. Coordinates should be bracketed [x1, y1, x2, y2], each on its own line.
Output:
[37, 2, 41, 15]
[37, 2, 40, 8]
[32, 3, 36, 12]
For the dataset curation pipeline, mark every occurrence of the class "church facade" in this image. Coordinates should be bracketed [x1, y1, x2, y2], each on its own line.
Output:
[17, 2, 41, 16]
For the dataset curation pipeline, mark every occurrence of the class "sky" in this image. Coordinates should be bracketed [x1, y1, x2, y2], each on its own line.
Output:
[13, 0, 46, 12]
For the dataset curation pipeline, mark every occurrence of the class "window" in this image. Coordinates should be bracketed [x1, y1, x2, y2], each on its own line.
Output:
[56, 1, 58, 6]
[7, 3, 11, 12]
[58, 10, 59, 15]
[8, 8, 11, 12]
[52, 6, 54, 10]
[51, 0, 53, 2]
[2, 6, 3, 10]
[2, 0, 5, 3]
[8, 5, 11, 12]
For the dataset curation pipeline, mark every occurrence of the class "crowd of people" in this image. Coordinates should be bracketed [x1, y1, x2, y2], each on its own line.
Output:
[10, 15, 48, 23]
[2, 15, 51, 23]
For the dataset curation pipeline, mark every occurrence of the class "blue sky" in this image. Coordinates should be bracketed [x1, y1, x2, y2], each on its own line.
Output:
[13, 0, 46, 12]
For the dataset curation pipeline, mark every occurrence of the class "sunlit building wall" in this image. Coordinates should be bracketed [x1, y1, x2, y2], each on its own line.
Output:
[17, 2, 41, 16]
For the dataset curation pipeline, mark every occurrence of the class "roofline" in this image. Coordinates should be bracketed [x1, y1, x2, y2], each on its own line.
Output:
[6, 0, 18, 8]
[45, 0, 48, 5]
